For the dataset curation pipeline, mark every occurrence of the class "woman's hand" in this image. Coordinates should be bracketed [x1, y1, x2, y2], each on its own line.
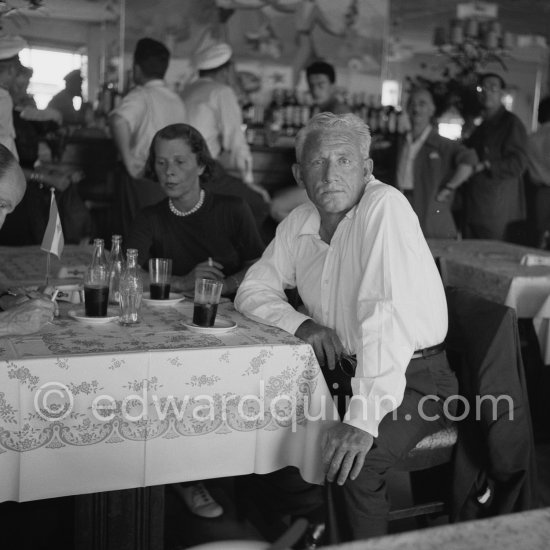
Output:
[171, 260, 226, 293]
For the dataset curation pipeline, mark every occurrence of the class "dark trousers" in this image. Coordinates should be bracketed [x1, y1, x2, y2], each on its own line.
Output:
[332, 353, 457, 540]
[248, 352, 458, 542]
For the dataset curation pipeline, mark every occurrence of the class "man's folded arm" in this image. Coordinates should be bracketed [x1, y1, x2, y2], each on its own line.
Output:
[235, 229, 310, 334]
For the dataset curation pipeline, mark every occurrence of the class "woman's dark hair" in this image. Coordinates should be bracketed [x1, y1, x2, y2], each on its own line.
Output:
[145, 123, 215, 184]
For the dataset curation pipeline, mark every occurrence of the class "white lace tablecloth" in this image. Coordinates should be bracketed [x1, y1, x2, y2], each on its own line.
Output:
[429, 239, 550, 318]
[0, 244, 91, 287]
[0, 245, 338, 503]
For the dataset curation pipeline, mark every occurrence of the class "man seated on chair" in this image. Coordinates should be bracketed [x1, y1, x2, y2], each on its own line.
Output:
[235, 113, 458, 540]
[0, 143, 56, 335]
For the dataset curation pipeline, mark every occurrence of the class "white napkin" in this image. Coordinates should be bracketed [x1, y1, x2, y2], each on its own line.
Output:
[520, 254, 550, 266]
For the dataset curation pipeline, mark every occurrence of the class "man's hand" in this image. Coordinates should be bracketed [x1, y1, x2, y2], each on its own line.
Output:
[295, 319, 344, 371]
[322, 423, 373, 485]
[436, 188, 453, 203]
[1, 298, 56, 336]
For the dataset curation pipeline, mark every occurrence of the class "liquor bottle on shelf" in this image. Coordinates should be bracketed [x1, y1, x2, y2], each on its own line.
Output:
[282, 89, 297, 137]
[368, 95, 379, 134]
[386, 106, 398, 136]
[264, 88, 285, 146]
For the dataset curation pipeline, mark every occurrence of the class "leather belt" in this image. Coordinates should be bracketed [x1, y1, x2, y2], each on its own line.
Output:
[411, 342, 446, 360]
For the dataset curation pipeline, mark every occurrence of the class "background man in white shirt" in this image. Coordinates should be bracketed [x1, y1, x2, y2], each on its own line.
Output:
[235, 113, 458, 539]
[110, 37, 187, 237]
[181, 42, 269, 203]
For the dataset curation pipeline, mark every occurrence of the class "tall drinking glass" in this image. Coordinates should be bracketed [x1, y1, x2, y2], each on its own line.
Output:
[148, 258, 172, 299]
[193, 278, 223, 327]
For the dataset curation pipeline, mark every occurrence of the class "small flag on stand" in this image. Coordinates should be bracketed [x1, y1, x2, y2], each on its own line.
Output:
[41, 188, 64, 259]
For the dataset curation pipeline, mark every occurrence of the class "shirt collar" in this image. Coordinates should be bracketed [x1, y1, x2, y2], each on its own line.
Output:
[407, 124, 432, 146]
[143, 79, 165, 88]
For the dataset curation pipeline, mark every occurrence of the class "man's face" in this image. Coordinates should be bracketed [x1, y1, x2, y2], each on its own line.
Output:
[294, 128, 372, 217]
[478, 76, 504, 112]
[0, 163, 26, 229]
[407, 89, 435, 132]
[308, 73, 334, 106]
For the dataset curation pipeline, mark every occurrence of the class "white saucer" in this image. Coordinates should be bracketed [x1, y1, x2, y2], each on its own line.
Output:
[142, 292, 185, 306]
[182, 318, 237, 334]
[68, 308, 119, 325]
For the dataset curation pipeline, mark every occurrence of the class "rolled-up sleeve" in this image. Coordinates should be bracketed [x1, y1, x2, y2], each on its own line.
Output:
[235, 219, 311, 335]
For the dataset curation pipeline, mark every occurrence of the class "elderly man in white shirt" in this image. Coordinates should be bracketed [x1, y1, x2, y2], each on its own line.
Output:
[235, 112, 457, 540]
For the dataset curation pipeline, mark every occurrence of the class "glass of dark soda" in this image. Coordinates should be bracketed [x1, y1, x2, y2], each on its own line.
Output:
[148, 258, 172, 299]
[193, 278, 223, 327]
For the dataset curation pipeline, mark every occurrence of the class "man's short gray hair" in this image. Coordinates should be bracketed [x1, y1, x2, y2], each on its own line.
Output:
[295, 112, 372, 162]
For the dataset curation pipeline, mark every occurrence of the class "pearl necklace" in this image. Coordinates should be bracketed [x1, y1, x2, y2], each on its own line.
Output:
[169, 190, 205, 217]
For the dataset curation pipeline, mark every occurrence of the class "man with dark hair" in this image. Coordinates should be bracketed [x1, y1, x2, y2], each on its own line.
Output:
[526, 95, 550, 246]
[306, 60, 349, 116]
[0, 144, 56, 334]
[0, 34, 27, 158]
[110, 37, 187, 236]
[47, 69, 84, 126]
[463, 72, 528, 240]
[269, 60, 351, 223]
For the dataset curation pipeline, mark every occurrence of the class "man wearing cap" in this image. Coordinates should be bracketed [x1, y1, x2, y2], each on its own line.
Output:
[181, 42, 267, 201]
[47, 69, 84, 126]
[0, 34, 27, 158]
[109, 37, 187, 237]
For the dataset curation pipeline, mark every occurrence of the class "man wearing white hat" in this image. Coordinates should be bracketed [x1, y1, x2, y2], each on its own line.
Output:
[0, 34, 27, 159]
[181, 42, 268, 202]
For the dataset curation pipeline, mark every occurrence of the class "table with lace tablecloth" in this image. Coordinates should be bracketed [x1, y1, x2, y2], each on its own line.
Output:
[0, 299, 338, 503]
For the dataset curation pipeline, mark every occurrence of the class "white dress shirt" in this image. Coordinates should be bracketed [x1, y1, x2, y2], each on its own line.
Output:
[110, 80, 187, 177]
[235, 178, 448, 437]
[181, 77, 250, 170]
[396, 125, 432, 191]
